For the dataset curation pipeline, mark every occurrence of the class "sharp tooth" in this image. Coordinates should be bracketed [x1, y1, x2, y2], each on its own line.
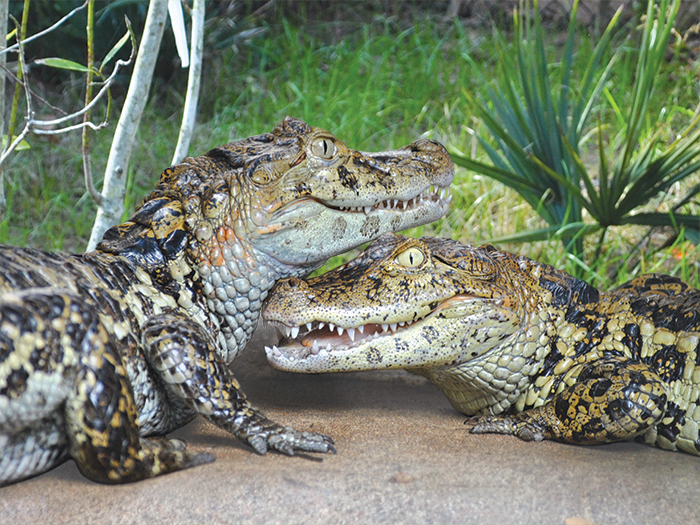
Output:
[318, 322, 325, 330]
[446, 194, 453, 204]
[311, 340, 320, 354]
[329, 323, 335, 332]
[390, 323, 397, 332]
[440, 188, 446, 199]
[284, 326, 291, 338]
[347, 327, 355, 341]
[337, 326, 344, 336]
[364, 206, 372, 214]
[306, 322, 313, 332]
[358, 325, 364, 334]
[381, 323, 389, 332]
[291, 326, 299, 339]
[326, 343, 332, 351]
[393, 199, 399, 207]
[402, 201, 408, 209]
[398, 321, 405, 327]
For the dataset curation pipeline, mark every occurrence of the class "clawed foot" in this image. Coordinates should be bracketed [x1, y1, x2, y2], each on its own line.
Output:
[466, 415, 546, 442]
[247, 426, 336, 456]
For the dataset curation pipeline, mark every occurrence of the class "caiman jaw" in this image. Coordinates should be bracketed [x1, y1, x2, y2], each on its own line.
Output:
[265, 295, 469, 362]
[332, 185, 452, 215]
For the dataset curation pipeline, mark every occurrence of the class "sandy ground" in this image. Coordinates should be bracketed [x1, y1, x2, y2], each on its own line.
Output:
[2, 326, 698, 525]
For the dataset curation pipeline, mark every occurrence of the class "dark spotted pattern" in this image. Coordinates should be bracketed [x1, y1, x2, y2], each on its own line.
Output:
[1, 120, 454, 486]
[263, 234, 700, 456]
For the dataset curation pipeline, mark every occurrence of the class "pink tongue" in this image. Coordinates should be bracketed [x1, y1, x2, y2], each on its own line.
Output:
[300, 324, 384, 347]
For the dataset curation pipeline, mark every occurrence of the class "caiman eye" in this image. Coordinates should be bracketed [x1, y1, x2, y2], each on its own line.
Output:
[310, 137, 336, 160]
[395, 247, 425, 268]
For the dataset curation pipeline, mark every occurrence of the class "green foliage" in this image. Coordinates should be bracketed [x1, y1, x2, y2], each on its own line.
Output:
[2, 3, 700, 290]
[452, 0, 700, 274]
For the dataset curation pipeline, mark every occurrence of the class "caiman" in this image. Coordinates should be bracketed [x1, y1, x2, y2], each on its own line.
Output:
[0, 118, 454, 485]
[263, 233, 700, 455]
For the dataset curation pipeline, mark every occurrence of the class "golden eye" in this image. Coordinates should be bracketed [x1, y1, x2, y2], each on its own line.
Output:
[310, 137, 336, 159]
[395, 247, 425, 268]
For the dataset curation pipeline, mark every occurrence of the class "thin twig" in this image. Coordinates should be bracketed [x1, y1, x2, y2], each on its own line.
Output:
[7, 10, 28, 147]
[1, 1, 87, 56]
[0, 19, 135, 171]
[28, 58, 133, 129]
[83, 0, 101, 205]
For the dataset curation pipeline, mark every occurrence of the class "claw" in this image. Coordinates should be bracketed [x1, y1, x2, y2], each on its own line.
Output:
[248, 434, 269, 455]
[248, 426, 337, 456]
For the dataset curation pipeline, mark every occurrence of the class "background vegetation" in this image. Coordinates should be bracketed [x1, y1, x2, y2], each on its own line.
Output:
[2, 0, 700, 290]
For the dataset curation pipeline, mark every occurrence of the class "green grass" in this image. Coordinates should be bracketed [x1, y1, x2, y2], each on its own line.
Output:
[2, 7, 699, 290]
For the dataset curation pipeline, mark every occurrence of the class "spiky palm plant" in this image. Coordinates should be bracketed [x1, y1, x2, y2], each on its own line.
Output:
[453, 0, 700, 272]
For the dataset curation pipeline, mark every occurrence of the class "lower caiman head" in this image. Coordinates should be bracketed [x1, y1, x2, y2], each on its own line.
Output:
[262, 233, 586, 373]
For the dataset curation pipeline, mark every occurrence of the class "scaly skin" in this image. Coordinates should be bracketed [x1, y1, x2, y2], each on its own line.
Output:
[263, 233, 700, 455]
[0, 118, 454, 485]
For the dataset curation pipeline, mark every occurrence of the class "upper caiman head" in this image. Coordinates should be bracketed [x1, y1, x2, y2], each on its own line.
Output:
[99, 116, 453, 273]
[262, 232, 595, 373]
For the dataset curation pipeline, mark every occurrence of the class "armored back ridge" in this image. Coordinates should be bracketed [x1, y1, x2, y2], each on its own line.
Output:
[0, 118, 454, 485]
[263, 233, 700, 456]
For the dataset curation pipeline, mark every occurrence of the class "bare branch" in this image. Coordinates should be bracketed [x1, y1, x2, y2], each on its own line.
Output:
[0, 124, 31, 169]
[0, 12, 136, 173]
[31, 119, 111, 135]
[83, 0, 101, 205]
[28, 54, 133, 128]
[1, 1, 88, 56]
[88, 0, 169, 251]
[172, 0, 205, 164]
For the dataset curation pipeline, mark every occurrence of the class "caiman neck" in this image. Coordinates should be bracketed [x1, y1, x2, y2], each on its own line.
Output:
[186, 192, 315, 363]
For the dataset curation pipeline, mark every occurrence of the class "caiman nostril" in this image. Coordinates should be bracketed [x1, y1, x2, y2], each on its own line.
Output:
[287, 277, 305, 289]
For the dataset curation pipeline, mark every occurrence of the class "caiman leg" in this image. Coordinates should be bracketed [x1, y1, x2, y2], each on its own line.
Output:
[142, 311, 335, 455]
[62, 299, 214, 484]
[470, 357, 668, 445]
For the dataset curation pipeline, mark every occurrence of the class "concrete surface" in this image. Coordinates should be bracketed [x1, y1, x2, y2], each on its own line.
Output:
[2, 326, 699, 525]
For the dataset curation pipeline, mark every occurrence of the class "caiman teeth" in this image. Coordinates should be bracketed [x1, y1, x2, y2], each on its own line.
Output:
[336, 185, 450, 214]
[271, 308, 438, 360]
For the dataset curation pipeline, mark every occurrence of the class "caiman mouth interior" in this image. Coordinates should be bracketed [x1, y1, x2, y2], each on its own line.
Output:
[266, 294, 471, 361]
[330, 185, 451, 214]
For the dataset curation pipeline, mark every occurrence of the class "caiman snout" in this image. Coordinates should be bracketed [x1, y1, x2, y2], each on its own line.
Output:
[281, 277, 306, 291]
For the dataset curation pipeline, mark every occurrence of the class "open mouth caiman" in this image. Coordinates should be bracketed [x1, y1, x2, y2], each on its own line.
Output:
[264, 233, 700, 455]
[0, 118, 454, 485]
